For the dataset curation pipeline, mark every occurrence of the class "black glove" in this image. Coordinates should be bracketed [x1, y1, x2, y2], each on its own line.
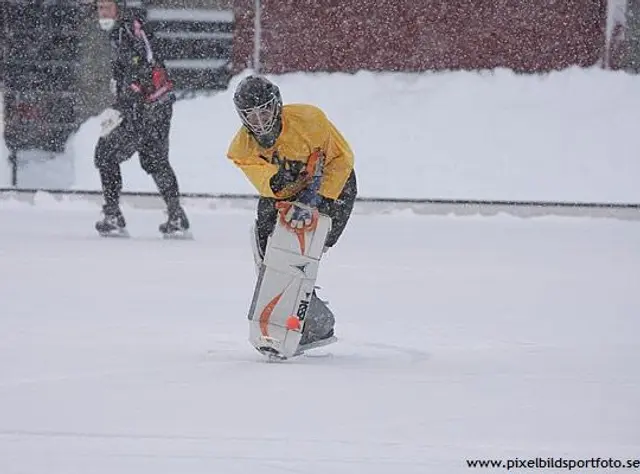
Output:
[269, 153, 309, 198]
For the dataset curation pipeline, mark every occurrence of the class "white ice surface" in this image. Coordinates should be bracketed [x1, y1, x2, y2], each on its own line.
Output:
[0, 202, 639, 473]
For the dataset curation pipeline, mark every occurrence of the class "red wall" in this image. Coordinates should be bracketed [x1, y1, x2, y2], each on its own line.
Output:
[233, 0, 607, 73]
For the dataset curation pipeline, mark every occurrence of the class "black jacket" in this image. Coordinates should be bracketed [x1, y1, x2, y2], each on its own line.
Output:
[108, 14, 175, 119]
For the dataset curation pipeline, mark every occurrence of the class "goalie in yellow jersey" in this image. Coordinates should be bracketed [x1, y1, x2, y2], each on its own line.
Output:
[227, 75, 357, 258]
[227, 75, 358, 351]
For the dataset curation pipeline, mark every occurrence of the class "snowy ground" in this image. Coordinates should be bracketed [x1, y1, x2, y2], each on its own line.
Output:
[0, 201, 639, 473]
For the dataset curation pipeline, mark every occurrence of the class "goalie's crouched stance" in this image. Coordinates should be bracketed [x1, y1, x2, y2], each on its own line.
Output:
[251, 169, 357, 350]
[227, 75, 357, 358]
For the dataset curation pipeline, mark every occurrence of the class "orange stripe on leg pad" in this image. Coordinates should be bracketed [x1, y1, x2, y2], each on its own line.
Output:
[259, 291, 283, 337]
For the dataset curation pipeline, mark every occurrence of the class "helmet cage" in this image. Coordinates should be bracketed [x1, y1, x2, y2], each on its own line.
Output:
[236, 95, 281, 139]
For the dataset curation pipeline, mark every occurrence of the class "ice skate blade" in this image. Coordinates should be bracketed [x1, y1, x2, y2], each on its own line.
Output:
[294, 335, 338, 356]
[256, 346, 288, 362]
[162, 230, 194, 240]
[256, 336, 338, 361]
[97, 229, 130, 238]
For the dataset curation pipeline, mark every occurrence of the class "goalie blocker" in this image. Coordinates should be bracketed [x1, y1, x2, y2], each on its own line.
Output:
[248, 210, 336, 359]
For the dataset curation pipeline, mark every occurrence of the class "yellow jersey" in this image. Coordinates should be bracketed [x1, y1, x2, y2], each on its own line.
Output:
[226, 104, 354, 200]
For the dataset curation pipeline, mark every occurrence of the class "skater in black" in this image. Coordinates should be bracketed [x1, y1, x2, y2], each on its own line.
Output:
[94, 0, 190, 237]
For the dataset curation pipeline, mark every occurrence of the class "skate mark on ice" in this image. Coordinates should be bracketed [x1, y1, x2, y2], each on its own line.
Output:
[199, 335, 431, 366]
[241, 339, 432, 366]
[295, 338, 431, 366]
[0, 427, 438, 449]
[358, 341, 431, 363]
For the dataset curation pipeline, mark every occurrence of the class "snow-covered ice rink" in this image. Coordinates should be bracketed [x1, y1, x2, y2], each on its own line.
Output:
[1, 201, 639, 473]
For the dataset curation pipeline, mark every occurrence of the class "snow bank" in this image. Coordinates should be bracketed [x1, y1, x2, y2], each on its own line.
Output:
[15, 67, 640, 202]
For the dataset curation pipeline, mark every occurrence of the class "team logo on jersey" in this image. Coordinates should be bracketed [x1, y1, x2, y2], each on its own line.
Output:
[260, 150, 306, 174]
[259, 149, 279, 164]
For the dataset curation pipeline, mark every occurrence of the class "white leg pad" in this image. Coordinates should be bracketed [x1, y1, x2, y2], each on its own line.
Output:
[247, 213, 332, 359]
[250, 221, 263, 277]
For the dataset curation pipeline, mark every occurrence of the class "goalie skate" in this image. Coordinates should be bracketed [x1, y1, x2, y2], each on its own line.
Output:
[256, 297, 338, 361]
[258, 333, 338, 362]
[248, 212, 333, 360]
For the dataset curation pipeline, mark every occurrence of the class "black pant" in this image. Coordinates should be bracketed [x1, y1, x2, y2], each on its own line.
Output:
[256, 170, 357, 254]
[94, 104, 180, 211]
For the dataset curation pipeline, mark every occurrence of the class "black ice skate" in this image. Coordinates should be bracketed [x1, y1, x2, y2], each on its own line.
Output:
[295, 329, 337, 357]
[159, 205, 192, 239]
[297, 291, 337, 352]
[95, 205, 128, 237]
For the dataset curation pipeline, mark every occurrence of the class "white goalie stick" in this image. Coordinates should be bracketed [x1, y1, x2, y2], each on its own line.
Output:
[247, 211, 332, 359]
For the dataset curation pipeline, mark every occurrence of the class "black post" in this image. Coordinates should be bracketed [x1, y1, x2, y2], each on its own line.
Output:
[9, 150, 17, 187]
[2, 2, 8, 186]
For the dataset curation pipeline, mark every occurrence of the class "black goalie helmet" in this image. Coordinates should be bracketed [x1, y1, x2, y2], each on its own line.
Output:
[233, 75, 283, 148]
